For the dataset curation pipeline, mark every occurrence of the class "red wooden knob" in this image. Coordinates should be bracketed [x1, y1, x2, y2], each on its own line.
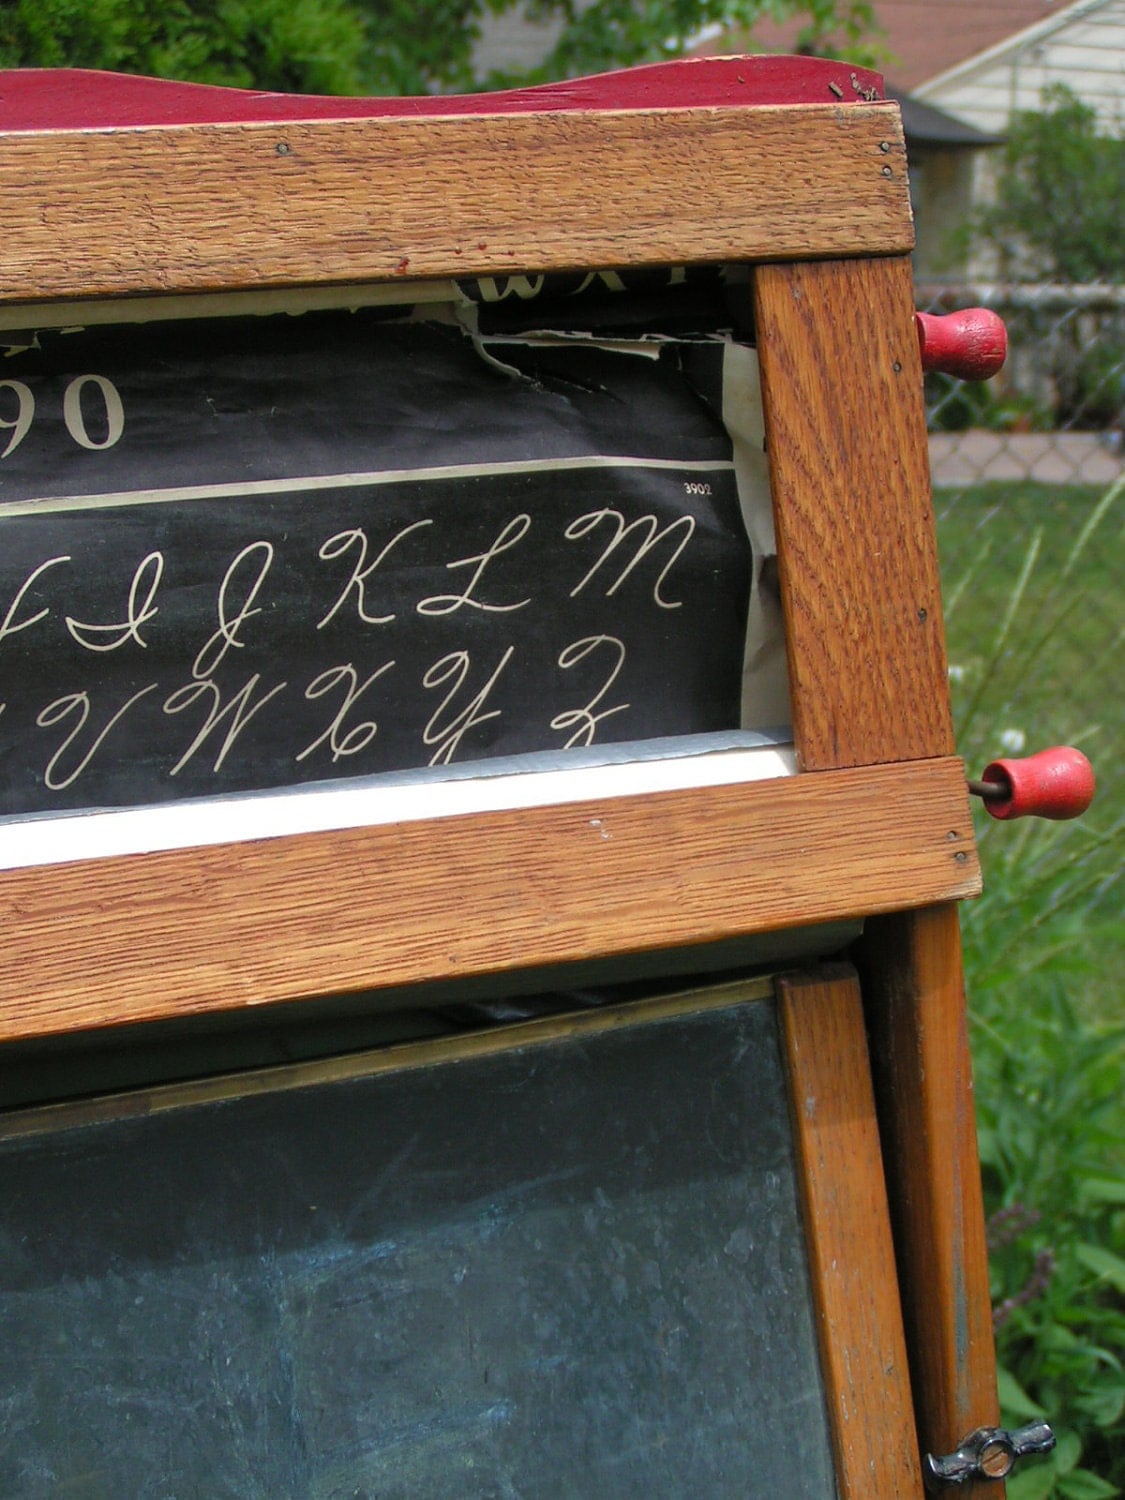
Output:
[915, 309, 1008, 380]
[978, 746, 1096, 821]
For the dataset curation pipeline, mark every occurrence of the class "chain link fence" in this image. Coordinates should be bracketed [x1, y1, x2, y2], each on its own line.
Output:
[916, 280, 1123, 853]
[921, 282, 1125, 479]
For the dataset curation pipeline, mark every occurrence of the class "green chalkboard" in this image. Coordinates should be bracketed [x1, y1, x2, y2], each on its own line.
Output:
[0, 988, 837, 1498]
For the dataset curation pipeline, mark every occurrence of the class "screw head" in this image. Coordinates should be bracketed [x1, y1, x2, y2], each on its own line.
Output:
[979, 1438, 1015, 1479]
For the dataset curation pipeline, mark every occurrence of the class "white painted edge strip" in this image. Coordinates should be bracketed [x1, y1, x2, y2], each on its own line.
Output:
[1, 454, 737, 518]
[0, 741, 796, 871]
[0, 279, 469, 333]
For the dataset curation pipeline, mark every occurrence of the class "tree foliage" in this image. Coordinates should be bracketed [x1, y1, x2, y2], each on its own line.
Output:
[975, 84, 1125, 284]
[0, 0, 372, 92]
[479, 0, 879, 90]
[1, 0, 878, 96]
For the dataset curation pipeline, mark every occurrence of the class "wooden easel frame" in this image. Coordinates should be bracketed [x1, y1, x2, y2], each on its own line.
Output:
[0, 56, 999, 1494]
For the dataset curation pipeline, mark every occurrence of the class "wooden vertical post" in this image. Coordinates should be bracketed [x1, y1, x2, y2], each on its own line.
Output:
[753, 254, 953, 773]
[755, 255, 1001, 1490]
[778, 965, 925, 1499]
[859, 905, 1002, 1497]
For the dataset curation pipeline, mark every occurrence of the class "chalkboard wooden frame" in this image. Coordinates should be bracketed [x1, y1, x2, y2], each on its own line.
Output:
[0, 63, 911, 306]
[0, 757, 977, 1043]
[0, 63, 982, 1042]
[0, 57, 1001, 1495]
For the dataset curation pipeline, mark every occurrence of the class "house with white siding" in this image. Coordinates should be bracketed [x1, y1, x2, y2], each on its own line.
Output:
[914, 0, 1125, 135]
[910, 0, 1125, 276]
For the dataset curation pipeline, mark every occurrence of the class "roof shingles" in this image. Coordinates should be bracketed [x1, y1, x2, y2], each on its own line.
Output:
[693, 1, 1061, 92]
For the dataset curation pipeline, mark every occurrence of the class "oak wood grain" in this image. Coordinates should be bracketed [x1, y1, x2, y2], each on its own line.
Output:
[0, 103, 910, 304]
[859, 905, 1002, 1498]
[0, 756, 978, 1043]
[777, 964, 924, 1499]
[754, 256, 954, 771]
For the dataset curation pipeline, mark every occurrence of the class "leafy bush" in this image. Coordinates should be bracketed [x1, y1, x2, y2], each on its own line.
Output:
[970, 84, 1125, 285]
[927, 373, 998, 432]
[969, 903, 1124, 1498]
[926, 371, 1051, 434]
[1061, 345, 1125, 432]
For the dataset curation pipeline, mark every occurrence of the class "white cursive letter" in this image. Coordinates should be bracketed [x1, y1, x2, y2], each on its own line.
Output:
[37, 684, 159, 790]
[296, 660, 395, 763]
[316, 520, 432, 630]
[565, 509, 695, 609]
[192, 541, 273, 679]
[66, 551, 163, 652]
[417, 515, 531, 616]
[164, 674, 287, 775]
[422, 647, 513, 765]
[0, 556, 70, 647]
[550, 636, 630, 748]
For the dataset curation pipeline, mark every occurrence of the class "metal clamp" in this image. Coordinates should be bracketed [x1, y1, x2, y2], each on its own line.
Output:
[924, 1423, 1055, 1488]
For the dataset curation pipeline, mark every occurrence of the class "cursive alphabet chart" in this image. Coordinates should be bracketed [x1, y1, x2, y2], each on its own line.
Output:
[0, 307, 774, 816]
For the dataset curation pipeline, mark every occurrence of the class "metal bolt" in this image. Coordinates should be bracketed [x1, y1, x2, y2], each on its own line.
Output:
[924, 1421, 1055, 1489]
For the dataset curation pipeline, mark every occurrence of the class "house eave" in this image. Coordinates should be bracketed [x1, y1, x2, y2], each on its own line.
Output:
[912, 0, 1114, 98]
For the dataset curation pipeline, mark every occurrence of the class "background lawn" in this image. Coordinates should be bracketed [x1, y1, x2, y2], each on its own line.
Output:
[934, 479, 1124, 1498]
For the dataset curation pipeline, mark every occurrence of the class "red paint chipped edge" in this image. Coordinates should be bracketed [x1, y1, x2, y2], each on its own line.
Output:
[0, 56, 886, 132]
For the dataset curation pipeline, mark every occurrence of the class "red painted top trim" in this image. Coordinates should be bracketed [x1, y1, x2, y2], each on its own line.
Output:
[0, 57, 886, 132]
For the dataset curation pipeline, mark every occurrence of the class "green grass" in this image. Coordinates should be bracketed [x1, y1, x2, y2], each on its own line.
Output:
[937, 482, 1122, 834]
[938, 480, 1122, 1025]
[934, 478, 1124, 1497]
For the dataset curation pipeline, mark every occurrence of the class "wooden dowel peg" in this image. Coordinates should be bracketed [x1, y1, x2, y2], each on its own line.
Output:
[915, 309, 1007, 381]
[969, 746, 1095, 820]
